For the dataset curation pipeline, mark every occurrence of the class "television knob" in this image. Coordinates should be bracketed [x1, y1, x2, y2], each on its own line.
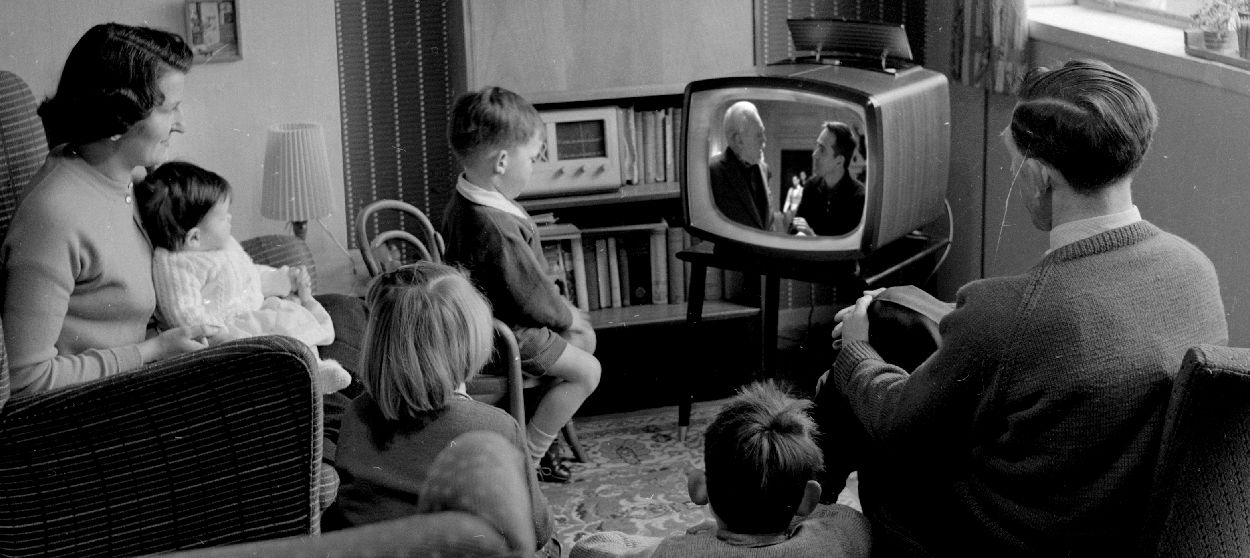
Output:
[553, 168, 565, 178]
[573, 166, 586, 176]
[593, 164, 606, 175]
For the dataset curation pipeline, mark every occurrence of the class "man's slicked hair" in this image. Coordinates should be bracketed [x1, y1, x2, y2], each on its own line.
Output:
[1010, 59, 1157, 192]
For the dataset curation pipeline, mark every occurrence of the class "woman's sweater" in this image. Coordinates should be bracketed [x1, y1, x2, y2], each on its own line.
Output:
[1, 152, 154, 394]
[831, 221, 1228, 556]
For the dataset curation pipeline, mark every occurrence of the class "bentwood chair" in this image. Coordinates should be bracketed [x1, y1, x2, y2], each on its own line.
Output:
[355, 199, 587, 462]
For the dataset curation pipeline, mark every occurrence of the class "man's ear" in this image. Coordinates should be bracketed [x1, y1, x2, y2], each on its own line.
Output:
[184, 227, 202, 250]
[492, 148, 509, 176]
[794, 479, 822, 518]
[686, 469, 709, 505]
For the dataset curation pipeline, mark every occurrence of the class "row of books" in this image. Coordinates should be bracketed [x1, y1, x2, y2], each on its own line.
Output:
[616, 106, 682, 186]
[539, 221, 741, 313]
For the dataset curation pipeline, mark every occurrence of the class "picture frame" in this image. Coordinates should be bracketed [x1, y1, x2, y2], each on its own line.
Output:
[184, 0, 241, 63]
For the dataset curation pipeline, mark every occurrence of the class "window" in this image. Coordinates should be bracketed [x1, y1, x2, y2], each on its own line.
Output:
[1074, 0, 1200, 27]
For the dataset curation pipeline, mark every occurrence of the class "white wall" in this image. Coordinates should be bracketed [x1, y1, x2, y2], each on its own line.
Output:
[0, 0, 358, 293]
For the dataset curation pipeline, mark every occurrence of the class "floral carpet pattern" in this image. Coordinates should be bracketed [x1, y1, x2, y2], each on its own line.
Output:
[544, 400, 727, 552]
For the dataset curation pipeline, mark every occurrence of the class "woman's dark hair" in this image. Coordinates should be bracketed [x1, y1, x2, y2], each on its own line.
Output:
[39, 23, 193, 148]
[135, 161, 231, 251]
[1010, 59, 1157, 193]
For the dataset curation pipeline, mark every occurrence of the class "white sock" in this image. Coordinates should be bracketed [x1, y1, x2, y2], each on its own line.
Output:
[526, 423, 557, 465]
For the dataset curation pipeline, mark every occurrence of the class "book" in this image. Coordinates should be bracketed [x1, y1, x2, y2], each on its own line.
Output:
[623, 232, 652, 305]
[666, 226, 685, 304]
[635, 110, 648, 184]
[652, 109, 664, 183]
[617, 106, 636, 185]
[606, 237, 622, 308]
[650, 227, 668, 304]
[615, 238, 631, 307]
[542, 241, 569, 300]
[594, 238, 611, 309]
[705, 263, 724, 301]
[583, 238, 601, 311]
[568, 236, 589, 311]
[663, 108, 675, 184]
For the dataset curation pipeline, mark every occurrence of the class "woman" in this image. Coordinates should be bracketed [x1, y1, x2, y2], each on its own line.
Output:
[1, 23, 222, 395]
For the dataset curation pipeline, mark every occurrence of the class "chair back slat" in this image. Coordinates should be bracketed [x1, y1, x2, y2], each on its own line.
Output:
[355, 199, 443, 276]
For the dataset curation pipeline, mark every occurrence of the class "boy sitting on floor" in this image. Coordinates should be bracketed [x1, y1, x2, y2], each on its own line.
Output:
[571, 381, 871, 558]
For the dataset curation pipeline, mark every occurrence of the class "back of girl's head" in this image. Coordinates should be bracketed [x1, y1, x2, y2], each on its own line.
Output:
[135, 161, 230, 251]
[40, 23, 193, 147]
[703, 381, 823, 534]
[447, 86, 543, 164]
[1010, 59, 1157, 192]
[361, 261, 494, 421]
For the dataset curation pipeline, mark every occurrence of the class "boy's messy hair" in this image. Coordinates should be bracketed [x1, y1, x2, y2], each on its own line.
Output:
[703, 381, 823, 534]
[447, 86, 544, 163]
[135, 161, 231, 251]
[360, 260, 494, 422]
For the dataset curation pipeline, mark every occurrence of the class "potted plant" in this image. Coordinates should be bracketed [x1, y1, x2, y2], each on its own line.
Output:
[1193, 0, 1239, 51]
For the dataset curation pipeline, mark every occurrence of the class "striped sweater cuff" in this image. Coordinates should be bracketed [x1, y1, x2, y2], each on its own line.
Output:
[831, 340, 882, 392]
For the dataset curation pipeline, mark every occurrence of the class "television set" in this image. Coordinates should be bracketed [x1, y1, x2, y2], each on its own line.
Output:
[681, 58, 950, 262]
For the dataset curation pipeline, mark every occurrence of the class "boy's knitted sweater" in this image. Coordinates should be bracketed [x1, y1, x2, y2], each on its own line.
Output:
[831, 221, 1228, 556]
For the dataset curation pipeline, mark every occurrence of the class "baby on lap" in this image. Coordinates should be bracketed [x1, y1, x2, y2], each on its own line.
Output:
[135, 161, 350, 394]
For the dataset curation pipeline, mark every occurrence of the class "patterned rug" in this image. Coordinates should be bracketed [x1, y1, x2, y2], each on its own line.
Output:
[542, 399, 727, 553]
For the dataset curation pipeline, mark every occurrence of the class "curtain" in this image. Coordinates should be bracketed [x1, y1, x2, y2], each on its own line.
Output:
[951, 0, 1030, 94]
[334, 0, 457, 248]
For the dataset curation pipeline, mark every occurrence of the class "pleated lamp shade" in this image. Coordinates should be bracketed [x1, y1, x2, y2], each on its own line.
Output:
[261, 123, 334, 234]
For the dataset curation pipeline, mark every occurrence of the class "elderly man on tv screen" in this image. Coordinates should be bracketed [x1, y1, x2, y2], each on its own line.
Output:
[709, 101, 777, 232]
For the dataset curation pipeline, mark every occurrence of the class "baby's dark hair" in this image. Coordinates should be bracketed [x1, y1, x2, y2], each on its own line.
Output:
[447, 86, 544, 163]
[703, 381, 823, 534]
[135, 161, 231, 251]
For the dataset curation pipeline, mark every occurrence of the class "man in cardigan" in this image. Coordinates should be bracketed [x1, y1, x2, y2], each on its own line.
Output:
[814, 59, 1228, 557]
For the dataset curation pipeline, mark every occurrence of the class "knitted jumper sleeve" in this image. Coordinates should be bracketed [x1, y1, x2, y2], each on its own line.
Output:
[152, 248, 227, 330]
[831, 278, 1013, 447]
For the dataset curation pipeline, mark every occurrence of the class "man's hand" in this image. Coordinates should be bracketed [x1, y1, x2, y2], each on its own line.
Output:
[832, 288, 885, 345]
[791, 216, 814, 236]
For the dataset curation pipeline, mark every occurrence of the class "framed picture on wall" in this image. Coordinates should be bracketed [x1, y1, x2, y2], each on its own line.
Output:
[184, 0, 241, 63]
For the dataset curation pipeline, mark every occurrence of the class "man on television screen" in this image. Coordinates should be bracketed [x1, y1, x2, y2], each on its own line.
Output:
[709, 101, 774, 231]
[790, 121, 865, 237]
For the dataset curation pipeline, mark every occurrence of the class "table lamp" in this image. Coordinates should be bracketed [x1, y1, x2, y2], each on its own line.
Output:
[261, 122, 333, 240]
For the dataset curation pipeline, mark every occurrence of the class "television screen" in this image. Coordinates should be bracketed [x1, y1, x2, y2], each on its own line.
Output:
[681, 63, 949, 262]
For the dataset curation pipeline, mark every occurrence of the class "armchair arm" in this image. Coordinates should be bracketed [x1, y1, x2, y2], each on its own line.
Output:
[0, 335, 323, 558]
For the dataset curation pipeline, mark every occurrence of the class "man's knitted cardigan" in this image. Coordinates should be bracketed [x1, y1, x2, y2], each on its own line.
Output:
[832, 221, 1228, 556]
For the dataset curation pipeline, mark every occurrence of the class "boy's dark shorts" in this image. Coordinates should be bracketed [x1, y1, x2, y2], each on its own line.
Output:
[514, 325, 568, 377]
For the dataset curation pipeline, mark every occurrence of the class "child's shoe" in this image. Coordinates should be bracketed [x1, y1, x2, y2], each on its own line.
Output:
[537, 443, 572, 483]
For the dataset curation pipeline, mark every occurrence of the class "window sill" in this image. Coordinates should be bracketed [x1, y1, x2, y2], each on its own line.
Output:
[1030, 5, 1250, 98]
